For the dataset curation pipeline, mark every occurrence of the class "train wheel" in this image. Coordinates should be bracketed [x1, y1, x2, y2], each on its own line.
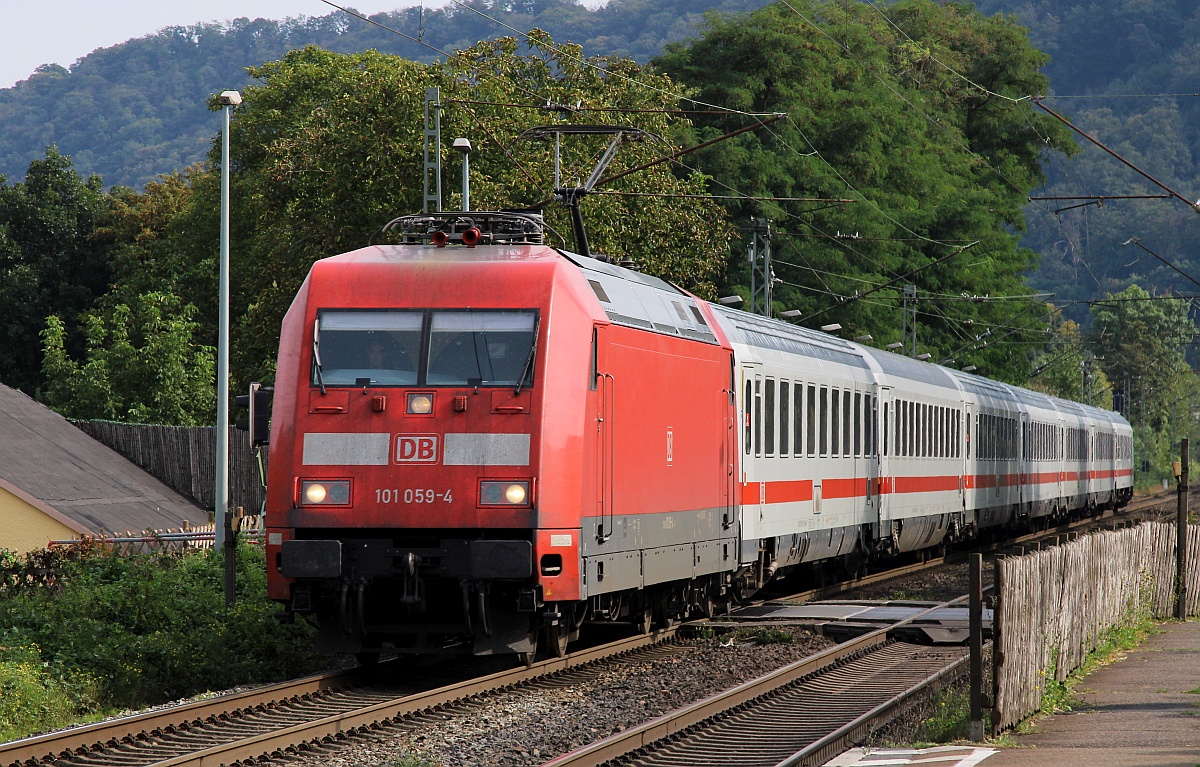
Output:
[517, 651, 535, 668]
[544, 622, 570, 658]
[696, 588, 716, 619]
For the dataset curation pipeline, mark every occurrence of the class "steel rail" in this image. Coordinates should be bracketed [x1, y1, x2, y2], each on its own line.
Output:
[148, 628, 678, 767]
[0, 667, 358, 766]
[7, 628, 686, 767]
[542, 598, 966, 767]
[773, 652, 972, 767]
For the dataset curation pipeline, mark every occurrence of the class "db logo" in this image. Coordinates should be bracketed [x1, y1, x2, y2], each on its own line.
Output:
[396, 434, 439, 463]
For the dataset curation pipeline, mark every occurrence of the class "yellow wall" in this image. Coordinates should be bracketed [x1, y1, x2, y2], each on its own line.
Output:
[0, 485, 77, 553]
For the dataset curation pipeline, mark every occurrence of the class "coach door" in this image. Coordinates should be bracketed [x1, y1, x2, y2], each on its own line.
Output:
[963, 401, 975, 513]
[722, 354, 737, 532]
[594, 325, 615, 542]
[740, 364, 764, 538]
[1019, 412, 1030, 510]
[876, 386, 892, 525]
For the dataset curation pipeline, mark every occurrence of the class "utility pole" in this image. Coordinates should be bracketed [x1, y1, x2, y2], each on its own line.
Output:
[748, 218, 773, 317]
[423, 87, 441, 213]
[902, 284, 918, 357]
[214, 89, 240, 553]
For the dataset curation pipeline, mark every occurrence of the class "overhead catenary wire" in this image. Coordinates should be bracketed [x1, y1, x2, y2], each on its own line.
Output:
[803, 241, 980, 322]
[1034, 98, 1200, 214]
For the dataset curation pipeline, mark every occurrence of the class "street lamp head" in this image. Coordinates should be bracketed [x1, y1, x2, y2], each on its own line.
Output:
[453, 137, 472, 153]
[853, 334, 873, 343]
[916, 353, 932, 361]
[218, 90, 242, 106]
[962, 365, 977, 373]
[885, 342, 903, 350]
[780, 309, 803, 320]
[820, 323, 842, 333]
[718, 295, 744, 306]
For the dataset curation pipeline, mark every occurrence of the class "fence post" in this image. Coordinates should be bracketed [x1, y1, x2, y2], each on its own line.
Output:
[1177, 439, 1189, 620]
[969, 552, 984, 740]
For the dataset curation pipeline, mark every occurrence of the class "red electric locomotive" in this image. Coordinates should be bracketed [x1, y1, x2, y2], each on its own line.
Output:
[265, 212, 736, 658]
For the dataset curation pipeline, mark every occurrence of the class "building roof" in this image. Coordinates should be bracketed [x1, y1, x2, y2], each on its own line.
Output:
[0, 384, 203, 536]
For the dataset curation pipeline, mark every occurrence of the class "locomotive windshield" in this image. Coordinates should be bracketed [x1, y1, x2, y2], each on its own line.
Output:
[312, 309, 536, 388]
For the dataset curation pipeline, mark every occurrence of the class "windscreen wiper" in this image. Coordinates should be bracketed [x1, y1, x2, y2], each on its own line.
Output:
[312, 319, 326, 395]
[514, 316, 540, 395]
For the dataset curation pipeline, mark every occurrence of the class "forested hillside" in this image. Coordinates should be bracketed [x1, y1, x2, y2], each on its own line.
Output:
[0, 0, 770, 189]
[976, 0, 1200, 317]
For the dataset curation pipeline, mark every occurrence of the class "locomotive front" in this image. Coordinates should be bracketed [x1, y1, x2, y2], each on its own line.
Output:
[265, 214, 592, 658]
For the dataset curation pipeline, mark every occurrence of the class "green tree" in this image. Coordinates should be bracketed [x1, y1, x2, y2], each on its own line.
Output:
[39, 292, 215, 425]
[654, 0, 1077, 382]
[1027, 315, 1111, 408]
[1090, 284, 1200, 481]
[159, 36, 731, 388]
[0, 147, 114, 394]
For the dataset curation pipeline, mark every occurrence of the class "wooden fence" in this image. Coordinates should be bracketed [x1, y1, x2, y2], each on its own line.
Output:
[993, 521, 1200, 732]
[73, 420, 267, 513]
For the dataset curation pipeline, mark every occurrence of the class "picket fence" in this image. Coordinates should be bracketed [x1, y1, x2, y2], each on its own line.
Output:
[993, 521, 1200, 732]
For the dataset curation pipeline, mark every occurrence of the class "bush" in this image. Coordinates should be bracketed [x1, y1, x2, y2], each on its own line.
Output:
[0, 544, 328, 713]
[0, 644, 101, 741]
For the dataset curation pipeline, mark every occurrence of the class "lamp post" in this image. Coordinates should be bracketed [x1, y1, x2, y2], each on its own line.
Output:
[453, 137, 471, 211]
[215, 89, 241, 553]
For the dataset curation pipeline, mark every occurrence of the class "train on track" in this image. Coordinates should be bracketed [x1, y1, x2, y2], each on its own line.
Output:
[264, 210, 1133, 660]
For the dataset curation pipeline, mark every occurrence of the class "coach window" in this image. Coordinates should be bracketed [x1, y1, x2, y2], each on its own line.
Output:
[853, 392, 862, 457]
[843, 391, 852, 458]
[744, 382, 752, 456]
[765, 378, 776, 456]
[898, 400, 907, 457]
[807, 385, 817, 457]
[909, 402, 917, 458]
[882, 402, 890, 456]
[793, 382, 804, 457]
[780, 381, 790, 456]
[908, 401, 916, 457]
[820, 386, 829, 456]
[831, 389, 841, 456]
[942, 407, 948, 458]
[754, 379, 763, 457]
[922, 403, 929, 457]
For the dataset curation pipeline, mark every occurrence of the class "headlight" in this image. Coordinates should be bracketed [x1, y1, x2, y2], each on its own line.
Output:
[480, 480, 531, 507]
[407, 393, 433, 414]
[300, 479, 351, 506]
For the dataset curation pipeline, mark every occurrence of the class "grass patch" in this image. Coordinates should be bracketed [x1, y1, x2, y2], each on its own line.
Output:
[734, 626, 795, 645]
[0, 644, 104, 741]
[392, 755, 439, 767]
[910, 684, 973, 744]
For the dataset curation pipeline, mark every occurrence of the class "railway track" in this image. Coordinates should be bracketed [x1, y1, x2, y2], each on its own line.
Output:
[1, 630, 679, 767]
[542, 599, 973, 767]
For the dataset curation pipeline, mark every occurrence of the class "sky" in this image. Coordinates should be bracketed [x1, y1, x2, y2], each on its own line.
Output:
[0, 1, 417, 89]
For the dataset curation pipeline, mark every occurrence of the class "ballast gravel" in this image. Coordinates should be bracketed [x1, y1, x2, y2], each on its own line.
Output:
[284, 628, 831, 767]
